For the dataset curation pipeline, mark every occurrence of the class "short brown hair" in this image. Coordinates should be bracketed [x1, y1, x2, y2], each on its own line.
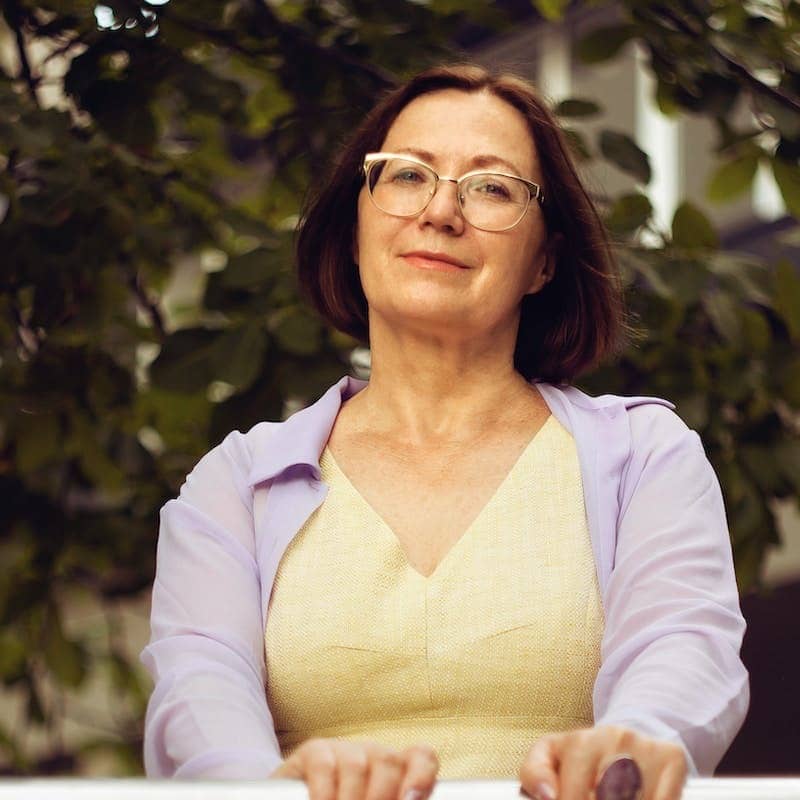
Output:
[296, 64, 625, 383]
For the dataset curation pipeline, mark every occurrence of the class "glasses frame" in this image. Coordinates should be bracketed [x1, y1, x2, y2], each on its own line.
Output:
[362, 151, 545, 232]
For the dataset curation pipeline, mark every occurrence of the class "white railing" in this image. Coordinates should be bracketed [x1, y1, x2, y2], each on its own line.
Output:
[0, 778, 799, 799]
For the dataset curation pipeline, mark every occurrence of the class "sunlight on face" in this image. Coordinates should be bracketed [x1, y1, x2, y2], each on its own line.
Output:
[355, 89, 550, 341]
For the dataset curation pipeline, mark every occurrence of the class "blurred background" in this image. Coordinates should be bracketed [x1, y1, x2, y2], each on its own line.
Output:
[0, 0, 798, 778]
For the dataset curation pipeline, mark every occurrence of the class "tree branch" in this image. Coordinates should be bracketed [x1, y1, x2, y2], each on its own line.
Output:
[646, 4, 800, 115]
[126, 268, 166, 341]
[41, 34, 85, 67]
[160, 3, 396, 91]
[5, 1, 41, 107]
[250, 0, 397, 90]
[157, 11, 274, 58]
[11, 300, 39, 357]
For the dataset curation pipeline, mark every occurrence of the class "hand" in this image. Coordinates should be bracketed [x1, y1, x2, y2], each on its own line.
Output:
[519, 725, 688, 800]
[270, 738, 439, 800]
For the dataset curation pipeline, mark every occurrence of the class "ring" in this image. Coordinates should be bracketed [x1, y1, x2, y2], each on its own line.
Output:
[595, 755, 643, 800]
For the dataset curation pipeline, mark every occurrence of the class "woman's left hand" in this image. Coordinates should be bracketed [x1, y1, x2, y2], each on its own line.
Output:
[519, 725, 688, 800]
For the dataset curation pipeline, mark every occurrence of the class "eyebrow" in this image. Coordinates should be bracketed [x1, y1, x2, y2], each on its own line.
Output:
[398, 148, 526, 177]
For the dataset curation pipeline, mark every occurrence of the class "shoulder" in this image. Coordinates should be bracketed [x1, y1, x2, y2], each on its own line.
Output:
[182, 375, 360, 493]
[538, 382, 709, 489]
[625, 399, 697, 452]
[175, 421, 281, 512]
[538, 382, 688, 440]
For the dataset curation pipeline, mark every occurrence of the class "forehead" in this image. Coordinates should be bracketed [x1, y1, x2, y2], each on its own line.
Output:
[381, 88, 539, 177]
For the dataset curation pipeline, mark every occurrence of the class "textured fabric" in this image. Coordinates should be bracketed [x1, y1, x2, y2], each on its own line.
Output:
[141, 376, 749, 779]
[265, 418, 603, 777]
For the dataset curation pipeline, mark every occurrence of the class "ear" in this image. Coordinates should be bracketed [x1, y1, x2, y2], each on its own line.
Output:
[525, 233, 562, 295]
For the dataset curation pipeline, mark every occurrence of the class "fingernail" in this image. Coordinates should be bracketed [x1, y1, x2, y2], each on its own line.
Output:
[403, 790, 424, 800]
[532, 782, 556, 800]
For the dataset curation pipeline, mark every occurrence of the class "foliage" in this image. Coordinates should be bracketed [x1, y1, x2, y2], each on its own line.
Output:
[0, 0, 798, 777]
[566, 0, 800, 591]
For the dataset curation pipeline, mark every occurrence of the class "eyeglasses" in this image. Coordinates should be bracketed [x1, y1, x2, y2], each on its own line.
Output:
[362, 152, 544, 232]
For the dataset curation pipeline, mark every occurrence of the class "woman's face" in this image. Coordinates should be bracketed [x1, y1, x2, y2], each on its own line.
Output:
[354, 88, 551, 341]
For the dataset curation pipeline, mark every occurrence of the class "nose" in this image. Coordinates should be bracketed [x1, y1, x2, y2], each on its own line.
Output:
[417, 178, 465, 234]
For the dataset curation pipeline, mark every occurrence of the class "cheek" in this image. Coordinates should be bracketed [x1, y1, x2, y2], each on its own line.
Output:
[500, 229, 548, 295]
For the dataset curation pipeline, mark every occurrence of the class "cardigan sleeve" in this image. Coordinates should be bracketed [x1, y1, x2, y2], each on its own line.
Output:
[592, 405, 749, 775]
[140, 431, 282, 778]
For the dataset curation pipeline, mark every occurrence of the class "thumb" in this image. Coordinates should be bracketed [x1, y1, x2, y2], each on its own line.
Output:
[270, 753, 305, 779]
[520, 735, 562, 800]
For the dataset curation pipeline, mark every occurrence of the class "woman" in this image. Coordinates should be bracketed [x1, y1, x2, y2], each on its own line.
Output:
[141, 65, 748, 800]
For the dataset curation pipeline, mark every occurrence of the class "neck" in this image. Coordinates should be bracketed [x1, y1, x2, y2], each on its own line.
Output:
[347, 316, 541, 445]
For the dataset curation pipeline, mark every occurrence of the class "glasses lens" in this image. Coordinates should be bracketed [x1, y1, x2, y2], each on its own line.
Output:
[460, 173, 530, 231]
[367, 158, 435, 217]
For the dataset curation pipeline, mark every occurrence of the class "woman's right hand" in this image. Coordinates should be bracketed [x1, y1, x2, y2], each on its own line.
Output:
[270, 738, 439, 800]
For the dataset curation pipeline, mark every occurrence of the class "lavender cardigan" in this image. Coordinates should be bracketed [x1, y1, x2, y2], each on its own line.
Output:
[141, 376, 748, 779]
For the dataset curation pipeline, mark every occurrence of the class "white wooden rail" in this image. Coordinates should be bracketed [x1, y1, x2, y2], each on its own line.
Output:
[0, 778, 798, 799]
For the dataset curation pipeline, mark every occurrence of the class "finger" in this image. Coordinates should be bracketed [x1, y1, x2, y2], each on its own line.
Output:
[651, 748, 688, 800]
[558, 733, 603, 800]
[520, 735, 562, 800]
[398, 744, 439, 800]
[364, 746, 405, 800]
[301, 739, 339, 800]
[335, 742, 370, 800]
[270, 754, 304, 779]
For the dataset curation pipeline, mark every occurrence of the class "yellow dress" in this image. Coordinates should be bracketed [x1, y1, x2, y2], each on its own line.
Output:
[264, 415, 604, 778]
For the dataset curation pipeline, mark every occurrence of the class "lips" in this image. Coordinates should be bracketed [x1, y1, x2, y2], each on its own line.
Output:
[401, 251, 471, 270]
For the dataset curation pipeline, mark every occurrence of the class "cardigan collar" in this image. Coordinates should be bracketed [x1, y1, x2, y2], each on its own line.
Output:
[247, 375, 366, 485]
[245, 375, 673, 486]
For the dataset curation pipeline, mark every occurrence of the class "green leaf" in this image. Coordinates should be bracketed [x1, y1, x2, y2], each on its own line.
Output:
[773, 157, 800, 218]
[774, 441, 800, 492]
[671, 202, 718, 250]
[779, 358, 800, 407]
[741, 308, 771, 353]
[14, 412, 62, 473]
[774, 259, 800, 341]
[66, 413, 127, 490]
[0, 631, 27, 682]
[702, 290, 742, 346]
[599, 131, 651, 183]
[531, 0, 569, 20]
[561, 128, 592, 161]
[149, 328, 220, 393]
[758, 95, 800, 140]
[554, 98, 601, 118]
[272, 308, 323, 356]
[213, 323, 267, 390]
[676, 393, 709, 429]
[43, 612, 87, 689]
[707, 153, 759, 204]
[576, 24, 637, 64]
[654, 82, 680, 116]
[623, 251, 673, 298]
[707, 254, 772, 306]
[219, 248, 276, 289]
[662, 259, 708, 306]
[734, 534, 766, 592]
[741, 444, 786, 494]
[606, 192, 652, 233]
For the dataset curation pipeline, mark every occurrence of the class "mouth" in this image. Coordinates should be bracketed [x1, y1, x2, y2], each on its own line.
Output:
[401, 251, 471, 272]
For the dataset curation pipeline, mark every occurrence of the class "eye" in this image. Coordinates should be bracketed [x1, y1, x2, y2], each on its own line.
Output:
[389, 166, 427, 184]
[469, 175, 513, 201]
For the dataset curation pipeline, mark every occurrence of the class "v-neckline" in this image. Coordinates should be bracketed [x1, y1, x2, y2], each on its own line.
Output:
[322, 415, 554, 580]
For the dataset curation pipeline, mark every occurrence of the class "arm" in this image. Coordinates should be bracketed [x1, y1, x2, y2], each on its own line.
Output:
[520, 405, 748, 800]
[593, 405, 749, 775]
[140, 431, 282, 778]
